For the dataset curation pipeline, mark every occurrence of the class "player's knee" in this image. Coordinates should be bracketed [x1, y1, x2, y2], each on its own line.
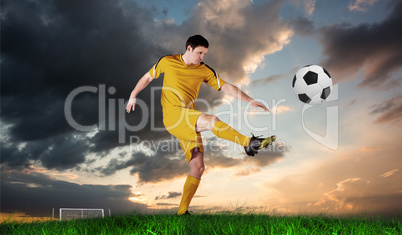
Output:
[210, 115, 220, 128]
[199, 166, 205, 176]
[195, 164, 204, 176]
[198, 162, 205, 175]
[190, 162, 204, 177]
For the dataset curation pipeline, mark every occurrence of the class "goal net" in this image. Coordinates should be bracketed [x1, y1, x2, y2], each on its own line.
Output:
[59, 208, 104, 221]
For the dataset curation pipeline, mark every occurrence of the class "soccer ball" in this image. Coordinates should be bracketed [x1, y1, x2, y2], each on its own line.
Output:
[292, 65, 332, 105]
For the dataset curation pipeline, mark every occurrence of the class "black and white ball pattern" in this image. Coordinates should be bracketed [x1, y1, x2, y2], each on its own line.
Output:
[292, 65, 332, 105]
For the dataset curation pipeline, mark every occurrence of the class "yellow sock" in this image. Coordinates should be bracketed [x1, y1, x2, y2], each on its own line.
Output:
[177, 175, 200, 215]
[212, 121, 251, 147]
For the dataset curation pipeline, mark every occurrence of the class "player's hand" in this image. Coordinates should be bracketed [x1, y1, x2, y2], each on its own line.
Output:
[251, 100, 269, 112]
[126, 98, 136, 113]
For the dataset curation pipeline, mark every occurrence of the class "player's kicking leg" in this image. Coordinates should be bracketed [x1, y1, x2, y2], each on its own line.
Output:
[196, 113, 276, 157]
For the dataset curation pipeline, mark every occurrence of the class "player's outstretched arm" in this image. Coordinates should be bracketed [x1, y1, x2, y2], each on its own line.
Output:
[221, 83, 269, 112]
[126, 72, 154, 113]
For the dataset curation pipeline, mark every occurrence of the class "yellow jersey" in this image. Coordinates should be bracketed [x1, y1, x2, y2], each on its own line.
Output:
[149, 54, 226, 114]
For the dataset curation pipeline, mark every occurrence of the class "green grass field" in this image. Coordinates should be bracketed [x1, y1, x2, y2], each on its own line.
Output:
[1, 212, 401, 234]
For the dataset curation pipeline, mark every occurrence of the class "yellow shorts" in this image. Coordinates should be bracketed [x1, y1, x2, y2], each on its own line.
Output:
[163, 107, 203, 162]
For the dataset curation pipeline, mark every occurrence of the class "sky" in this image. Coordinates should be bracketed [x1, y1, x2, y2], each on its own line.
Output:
[1, 0, 402, 219]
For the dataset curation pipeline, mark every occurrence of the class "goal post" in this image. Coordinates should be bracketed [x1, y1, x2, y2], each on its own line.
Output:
[59, 208, 105, 221]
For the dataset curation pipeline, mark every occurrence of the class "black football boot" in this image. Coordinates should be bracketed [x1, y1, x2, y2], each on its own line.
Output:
[245, 134, 276, 156]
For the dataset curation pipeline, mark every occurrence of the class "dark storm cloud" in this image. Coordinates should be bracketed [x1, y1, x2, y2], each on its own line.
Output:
[202, 138, 244, 168]
[0, 167, 149, 217]
[318, 1, 402, 89]
[128, 151, 189, 183]
[99, 146, 189, 183]
[1, 0, 171, 169]
[1, 131, 90, 170]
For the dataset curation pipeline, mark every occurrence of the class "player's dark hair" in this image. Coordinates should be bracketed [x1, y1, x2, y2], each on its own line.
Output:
[186, 35, 209, 50]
